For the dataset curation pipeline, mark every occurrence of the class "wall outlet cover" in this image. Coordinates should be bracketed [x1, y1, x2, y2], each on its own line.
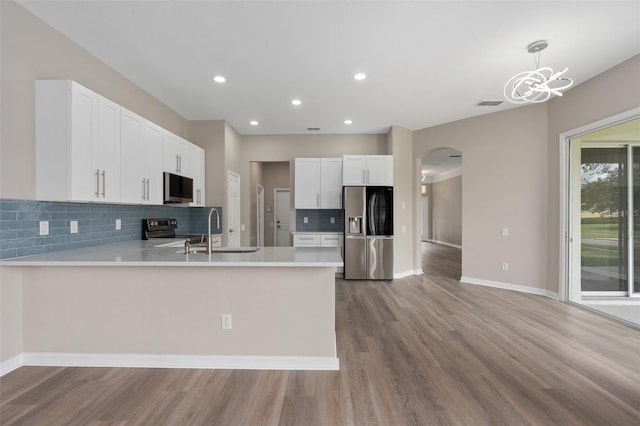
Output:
[70, 220, 78, 234]
[221, 314, 232, 330]
[39, 221, 49, 236]
[115, 219, 122, 230]
[304, 217, 309, 223]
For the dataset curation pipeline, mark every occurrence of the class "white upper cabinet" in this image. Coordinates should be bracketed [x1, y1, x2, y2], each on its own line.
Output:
[120, 108, 163, 204]
[36, 80, 204, 206]
[189, 145, 206, 206]
[163, 130, 191, 176]
[120, 108, 145, 203]
[342, 155, 393, 186]
[294, 158, 343, 209]
[294, 158, 321, 209]
[144, 121, 164, 204]
[320, 158, 343, 208]
[36, 80, 121, 203]
[96, 96, 121, 202]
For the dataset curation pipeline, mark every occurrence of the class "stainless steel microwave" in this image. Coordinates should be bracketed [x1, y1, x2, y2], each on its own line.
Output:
[163, 172, 193, 203]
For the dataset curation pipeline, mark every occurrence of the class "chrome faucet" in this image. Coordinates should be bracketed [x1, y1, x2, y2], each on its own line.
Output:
[207, 207, 221, 254]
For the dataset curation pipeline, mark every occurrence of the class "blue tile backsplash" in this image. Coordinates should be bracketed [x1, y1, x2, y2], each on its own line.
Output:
[0, 199, 222, 259]
[295, 209, 343, 232]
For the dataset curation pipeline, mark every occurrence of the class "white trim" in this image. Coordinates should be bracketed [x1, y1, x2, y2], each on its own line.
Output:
[15, 352, 339, 371]
[0, 354, 24, 377]
[428, 239, 462, 249]
[394, 269, 423, 279]
[460, 276, 560, 300]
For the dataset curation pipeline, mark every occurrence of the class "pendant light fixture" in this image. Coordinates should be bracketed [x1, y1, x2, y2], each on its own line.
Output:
[504, 40, 573, 104]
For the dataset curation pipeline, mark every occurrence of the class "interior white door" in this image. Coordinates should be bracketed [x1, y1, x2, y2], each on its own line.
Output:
[275, 189, 291, 247]
[227, 171, 241, 247]
[257, 184, 264, 247]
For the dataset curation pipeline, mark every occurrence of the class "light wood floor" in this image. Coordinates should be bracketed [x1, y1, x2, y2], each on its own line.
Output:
[421, 241, 461, 280]
[2, 253, 639, 425]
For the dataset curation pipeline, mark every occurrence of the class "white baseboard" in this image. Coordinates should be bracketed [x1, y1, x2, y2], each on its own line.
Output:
[394, 269, 423, 279]
[1, 353, 339, 376]
[428, 240, 462, 249]
[0, 353, 24, 377]
[460, 276, 560, 300]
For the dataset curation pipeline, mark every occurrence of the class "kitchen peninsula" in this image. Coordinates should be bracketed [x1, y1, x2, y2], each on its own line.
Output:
[1, 241, 341, 371]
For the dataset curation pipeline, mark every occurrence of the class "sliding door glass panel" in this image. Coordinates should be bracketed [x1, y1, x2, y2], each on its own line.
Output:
[580, 148, 627, 292]
[634, 147, 640, 294]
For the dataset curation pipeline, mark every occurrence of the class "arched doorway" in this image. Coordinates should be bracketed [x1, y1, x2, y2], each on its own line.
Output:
[421, 147, 462, 280]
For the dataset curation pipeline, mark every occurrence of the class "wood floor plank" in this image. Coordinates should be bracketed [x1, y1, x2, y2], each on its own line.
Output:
[1, 243, 639, 425]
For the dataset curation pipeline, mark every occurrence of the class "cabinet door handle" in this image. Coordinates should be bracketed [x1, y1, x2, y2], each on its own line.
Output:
[362, 170, 366, 184]
[366, 169, 370, 184]
[146, 179, 150, 200]
[101, 170, 106, 198]
[142, 179, 146, 200]
[95, 169, 100, 197]
[317, 193, 320, 207]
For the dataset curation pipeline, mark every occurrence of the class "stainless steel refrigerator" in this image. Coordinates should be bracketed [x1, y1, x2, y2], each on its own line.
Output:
[343, 186, 393, 280]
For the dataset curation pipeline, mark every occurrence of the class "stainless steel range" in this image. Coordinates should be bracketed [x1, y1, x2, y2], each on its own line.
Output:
[142, 218, 180, 239]
[142, 218, 222, 252]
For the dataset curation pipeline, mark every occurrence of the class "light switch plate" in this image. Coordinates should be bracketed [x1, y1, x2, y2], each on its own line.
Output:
[330, 217, 335, 224]
[115, 219, 121, 230]
[304, 217, 309, 224]
[501, 227, 509, 237]
[70, 220, 78, 234]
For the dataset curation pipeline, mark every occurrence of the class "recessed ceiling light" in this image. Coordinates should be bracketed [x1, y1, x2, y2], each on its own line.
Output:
[291, 99, 302, 106]
[250, 120, 259, 126]
[344, 119, 353, 125]
[213, 75, 226, 83]
[353, 73, 366, 81]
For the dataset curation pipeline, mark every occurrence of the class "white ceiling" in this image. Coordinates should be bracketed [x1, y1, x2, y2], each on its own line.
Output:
[17, 1, 640, 135]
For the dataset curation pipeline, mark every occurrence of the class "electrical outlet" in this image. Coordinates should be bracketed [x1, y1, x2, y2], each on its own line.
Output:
[501, 262, 509, 271]
[115, 219, 121, 230]
[221, 314, 232, 330]
[39, 221, 49, 236]
[70, 220, 78, 234]
[330, 217, 335, 224]
[304, 217, 309, 224]
[501, 227, 509, 237]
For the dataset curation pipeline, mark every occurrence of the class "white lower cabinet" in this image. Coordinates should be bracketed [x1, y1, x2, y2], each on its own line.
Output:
[293, 232, 344, 273]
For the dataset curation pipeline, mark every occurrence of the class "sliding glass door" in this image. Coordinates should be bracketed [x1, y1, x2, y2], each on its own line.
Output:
[579, 147, 629, 295]
[573, 118, 640, 298]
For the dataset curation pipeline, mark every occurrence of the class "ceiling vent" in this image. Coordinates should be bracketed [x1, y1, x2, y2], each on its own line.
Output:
[307, 127, 320, 131]
[476, 100, 503, 106]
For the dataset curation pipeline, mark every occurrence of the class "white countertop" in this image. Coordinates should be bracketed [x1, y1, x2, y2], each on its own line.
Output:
[0, 240, 343, 268]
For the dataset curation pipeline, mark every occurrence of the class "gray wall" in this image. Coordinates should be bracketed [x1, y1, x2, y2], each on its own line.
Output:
[431, 175, 462, 246]
[414, 54, 640, 294]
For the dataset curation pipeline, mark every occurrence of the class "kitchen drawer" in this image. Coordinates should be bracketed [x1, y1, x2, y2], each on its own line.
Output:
[320, 234, 342, 247]
[293, 234, 321, 247]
